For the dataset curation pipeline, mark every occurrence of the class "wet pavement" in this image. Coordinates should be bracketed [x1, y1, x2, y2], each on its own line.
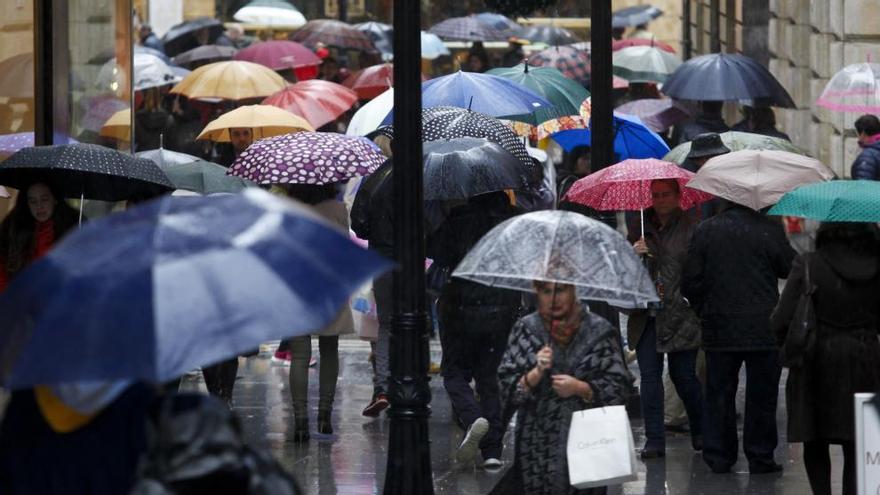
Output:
[180, 338, 842, 495]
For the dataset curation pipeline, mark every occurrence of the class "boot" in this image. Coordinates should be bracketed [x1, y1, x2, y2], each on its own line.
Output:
[293, 417, 310, 443]
[317, 409, 333, 435]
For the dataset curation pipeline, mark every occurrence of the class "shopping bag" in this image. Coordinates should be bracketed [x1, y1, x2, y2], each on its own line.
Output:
[351, 282, 379, 342]
[567, 405, 637, 489]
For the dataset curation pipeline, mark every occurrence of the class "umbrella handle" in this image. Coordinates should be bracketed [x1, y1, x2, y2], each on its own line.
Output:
[78, 191, 84, 227]
[640, 208, 644, 239]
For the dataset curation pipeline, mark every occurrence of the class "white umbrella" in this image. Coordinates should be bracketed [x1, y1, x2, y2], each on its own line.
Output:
[421, 31, 450, 60]
[234, 5, 307, 29]
[347, 88, 394, 136]
[97, 53, 182, 92]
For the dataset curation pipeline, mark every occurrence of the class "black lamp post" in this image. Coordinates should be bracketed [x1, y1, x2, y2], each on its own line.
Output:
[384, 0, 434, 493]
[590, 0, 614, 172]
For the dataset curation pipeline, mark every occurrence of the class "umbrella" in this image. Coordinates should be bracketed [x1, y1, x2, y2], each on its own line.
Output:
[815, 62, 880, 113]
[421, 31, 451, 60]
[234, 0, 307, 28]
[100, 108, 131, 141]
[474, 12, 521, 32]
[687, 150, 835, 211]
[289, 20, 376, 52]
[613, 45, 681, 83]
[172, 45, 238, 67]
[551, 113, 670, 160]
[663, 131, 806, 164]
[452, 210, 659, 308]
[612, 5, 664, 28]
[662, 53, 795, 107]
[0, 188, 391, 387]
[0, 143, 173, 201]
[528, 45, 591, 87]
[517, 25, 580, 46]
[170, 61, 288, 101]
[423, 137, 531, 201]
[533, 115, 589, 141]
[355, 22, 393, 60]
[615, 98, 691, 133]
[136, 149, 253, 194]
[88, 45, 172, 66]
[98, 53, 183, 92]
[262, 80, 358, 129]
[343, 63, 395, 100]
[79, 95, 129, 133]
[347, 88, 394, 137]
[428, 16, 508, 42]
[768, 180, 880, 222]
[233, 40, 321, 71]
[228, 132, 385, 185]
[487, 64, 591, 125]
[0, 53, 34, 98]
[162, 17, 224, 57]
[196, 105, 313, 142]
[613, 38, 675, 54]
[0, 133, 76, 160]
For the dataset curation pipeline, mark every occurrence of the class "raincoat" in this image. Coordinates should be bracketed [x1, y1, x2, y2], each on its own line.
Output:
[851, 140, 880, 180]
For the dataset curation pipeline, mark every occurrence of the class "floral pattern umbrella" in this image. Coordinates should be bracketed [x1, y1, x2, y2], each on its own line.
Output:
[528, 46, 591, 87]
[228, 132, 385, 185]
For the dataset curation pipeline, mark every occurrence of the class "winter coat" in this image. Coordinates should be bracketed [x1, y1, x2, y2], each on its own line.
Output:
[134, 109, 174, 152]
[681, 205, 795, 351]
[851, 141, 880, 180]
[0, 219, 60, 292]
[350, 160, 393, 259]
[310, 200, 354, 337]
[771, 247, 880, 442]
[626, 209, 701, 352]
[164, 112, 211, 160]
[490, 309, 629, 495]
[670, 114, 730, 146]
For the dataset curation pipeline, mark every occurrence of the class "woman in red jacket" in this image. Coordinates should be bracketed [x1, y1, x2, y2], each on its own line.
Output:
[0, 182, 78, 292]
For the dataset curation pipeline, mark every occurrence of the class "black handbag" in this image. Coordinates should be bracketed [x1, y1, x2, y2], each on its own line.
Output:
[780, 257, 817, 368]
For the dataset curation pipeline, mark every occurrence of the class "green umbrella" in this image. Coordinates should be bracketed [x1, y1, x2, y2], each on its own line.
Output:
[487, 63, 590, 125]
[768, 180, 880, 222]
[664, 131, 806, 164]
[136, 149, 253, 195]
[612, 45, 680, 84]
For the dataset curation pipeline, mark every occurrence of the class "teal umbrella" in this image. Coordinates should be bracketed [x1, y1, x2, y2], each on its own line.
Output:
[487, 63, 590, 125]
[663, 131, 806, 164]
[768, 180, 880, 222]
[136, 149, 253, 194]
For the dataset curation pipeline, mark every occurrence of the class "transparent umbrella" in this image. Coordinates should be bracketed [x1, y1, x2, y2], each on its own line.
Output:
[816, 62, 880, 113]
[452, 210, 659, 308]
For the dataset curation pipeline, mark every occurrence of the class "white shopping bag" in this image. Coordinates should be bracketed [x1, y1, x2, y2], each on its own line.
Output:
[351, 282, 379, 341]
[567, 405, 638, 489]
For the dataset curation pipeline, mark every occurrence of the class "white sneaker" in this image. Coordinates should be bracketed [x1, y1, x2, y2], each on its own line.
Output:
[483, 457, 503, 470]
[456, 417, 489, 463]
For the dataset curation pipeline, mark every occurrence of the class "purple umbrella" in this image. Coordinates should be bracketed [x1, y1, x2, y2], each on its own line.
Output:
[0, 132, 78, 159]
[615, 98, 691, 133]
[228, 132, 385, 185]
[79, 95, 129, 133]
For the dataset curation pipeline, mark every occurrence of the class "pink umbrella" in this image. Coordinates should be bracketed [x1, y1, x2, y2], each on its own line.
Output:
[562, 158, 714, 236]
[234, 40, 321, 71]
[263, 80, 357, 129]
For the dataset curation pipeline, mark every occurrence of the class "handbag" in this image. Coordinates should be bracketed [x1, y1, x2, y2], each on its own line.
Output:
[780, 257, 817, 368]
[566, 405, 638, 489]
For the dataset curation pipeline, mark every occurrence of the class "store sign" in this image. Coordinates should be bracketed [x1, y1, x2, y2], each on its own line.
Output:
[325, 0, 366, 17]
[856, 394, 880, 495]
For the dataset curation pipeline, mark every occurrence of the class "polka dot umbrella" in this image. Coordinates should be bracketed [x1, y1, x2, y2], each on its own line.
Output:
[228, 132, 385, 185]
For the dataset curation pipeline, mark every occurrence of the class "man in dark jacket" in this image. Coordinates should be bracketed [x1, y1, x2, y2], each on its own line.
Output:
[671, 101, 729, 146]
[682, 202, 795, 474]
[851, 114, 880, 180]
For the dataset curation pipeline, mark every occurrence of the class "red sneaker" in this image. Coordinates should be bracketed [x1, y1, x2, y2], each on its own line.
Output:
[272, 350, 292, 365]
[362, 394, 389, 417]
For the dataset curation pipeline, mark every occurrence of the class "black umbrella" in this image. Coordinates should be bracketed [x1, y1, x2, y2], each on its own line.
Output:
[162, 17, 224, 57]
[516, 26, 581, 46]
[172, 44, 238, 67]
[612, 5, 663, 28]
[661, 53, 795, 108]
[423, 137, 528, 201]
[0, 144, 174, 201]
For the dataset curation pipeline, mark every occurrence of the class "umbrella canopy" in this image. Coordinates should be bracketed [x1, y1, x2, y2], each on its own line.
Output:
[172, 45, 238, 67]
[229, 132, 385, 185]
[563, 158, 713, 211]
[423, 137, 530, 201]
[613, 38, 675, 54]
[88, 45, 171, 66]
[613, 45, 681, 83]
[452, 210, 659, 308]
[474, 12, 521, 32]
[233, 40, 321, 71]
[0, 188, 391, 387]
[79, 96, 129, 133]
[551, 113, 670, 160]
[428, 16, 508, 42]
[662, 53, 795, 107]
[517, 25, 580, 45]
[0, 53, 34, 98]
[663, 130, 805, 164]
[815, 62, 880, 113]
[534, 115, 589, 141]
[0, 133, 76, 160]
[528, 45, 591, 87]
[768, 180, 880, 222]
[289, 20, 376, 52]
[234, 0, 307, 28]
[137, 149, 253, 194]
[262, 80, 358, 129]
[487, 64, 590, 124]
[196, 105, 313, 142]
[100, 108, 131, 141]
[612, 5, 663, 28]
[162, 17, 224, 56]
[98, 53, 183, 92]
[615, 98, 691, 133]
[355, 22, 393, 59]
[687, 150, 835, 211]
[0, 143, 173, 201]
[343, 63, 395, 100]
[347, 88, 393, 136]
[170, 61, 288, 101]
[421, 31, 451, 60]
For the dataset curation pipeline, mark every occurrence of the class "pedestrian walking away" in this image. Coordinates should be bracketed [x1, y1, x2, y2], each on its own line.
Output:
[851, 114, 880, 180]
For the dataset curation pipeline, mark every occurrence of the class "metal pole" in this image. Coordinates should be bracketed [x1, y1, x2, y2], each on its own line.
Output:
[682, 0, 692, 60]
[385, 0, 433, 493]
[710, 0, 721, 53]
[590, 0, 614, 172]
[338, 0, 347, 22]
[34, 0, 54, 146]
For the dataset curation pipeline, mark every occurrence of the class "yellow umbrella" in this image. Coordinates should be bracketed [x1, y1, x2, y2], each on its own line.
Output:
[170, 61, 288, 101]
[100, 108, 131, 141]
[197, 105, 314, 142]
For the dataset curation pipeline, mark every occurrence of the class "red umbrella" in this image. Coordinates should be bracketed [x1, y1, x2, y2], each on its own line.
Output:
[343, 63, 427, 100]
[263, 80, 358, 129]
[612, 38, 676, 54]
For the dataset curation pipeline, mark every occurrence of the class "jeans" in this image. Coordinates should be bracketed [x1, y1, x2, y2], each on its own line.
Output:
[371, 272, 393, 396]
[635, 319, 703, 451]
[289, 336, 339, 417]
[702, 350, 781, 470]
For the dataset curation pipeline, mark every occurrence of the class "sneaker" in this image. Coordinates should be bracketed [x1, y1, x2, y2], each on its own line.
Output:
[362, 394, 389, 417]
[456, 418, 489, 463]
[272, 350, 292, 365]
[309, 356, 318, 367]
[483, 457, 503, 470]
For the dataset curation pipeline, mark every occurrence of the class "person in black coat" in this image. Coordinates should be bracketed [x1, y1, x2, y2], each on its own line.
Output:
[771, 222, 880, 495]
[681, 201, 795, 474]
[670, 101, 730, 146]
[851, 114, 880, 180]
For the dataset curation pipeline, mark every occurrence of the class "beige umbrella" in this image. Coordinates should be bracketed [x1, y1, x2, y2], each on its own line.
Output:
[170, 60, 287, 101]
[687, 150, 835, 211]
[100, 108, 131, 141]
[197, 105, 314, 142]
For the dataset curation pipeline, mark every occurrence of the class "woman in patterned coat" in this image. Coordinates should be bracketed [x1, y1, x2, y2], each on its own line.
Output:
[491, 282, 631, 495]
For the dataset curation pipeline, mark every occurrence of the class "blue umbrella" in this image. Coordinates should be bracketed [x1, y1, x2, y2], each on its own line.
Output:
[382, 71, 552, 124]
[0, 189, 392, 389]
[550, 112, 670, 160]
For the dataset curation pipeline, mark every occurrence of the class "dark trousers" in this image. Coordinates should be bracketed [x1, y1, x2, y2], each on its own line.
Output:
[635, 319, 703, 451]
[202, 357, 239, 404]
[804, 440, 855, 495]
[702, 350, 781, 470]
